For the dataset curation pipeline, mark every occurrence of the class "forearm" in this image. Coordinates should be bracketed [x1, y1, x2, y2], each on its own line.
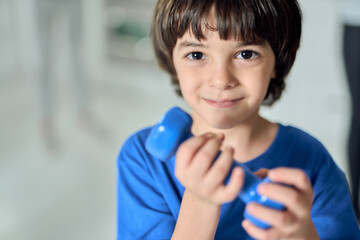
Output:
[171, 190, 221, 240]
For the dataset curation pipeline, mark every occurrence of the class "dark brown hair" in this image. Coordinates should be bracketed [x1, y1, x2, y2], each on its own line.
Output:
[151, 0, 302, 105]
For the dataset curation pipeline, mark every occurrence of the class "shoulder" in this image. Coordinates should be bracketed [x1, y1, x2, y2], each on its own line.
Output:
[116, 126, 163, 188]
[120, 127, 152, 151]
[279, 124, 345, 188]
[117, 126, 153, 167]
[278, 124, 327, 154]
[278, 123, 333, 164]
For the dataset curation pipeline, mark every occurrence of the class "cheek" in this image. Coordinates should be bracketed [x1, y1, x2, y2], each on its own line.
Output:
[242, 66, 271, 86]
[177, 67, 200, 91]
[241, 67, 273, 101]
[178, 77, 196, 102]
[258, 62, 274, 86]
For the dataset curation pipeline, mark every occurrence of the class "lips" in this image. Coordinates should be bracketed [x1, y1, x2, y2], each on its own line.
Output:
[203, 97, 244, 108]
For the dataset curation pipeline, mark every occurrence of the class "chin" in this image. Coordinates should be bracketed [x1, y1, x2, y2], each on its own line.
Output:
[191, 104, 253, 130]
[206, 116, 241, 130]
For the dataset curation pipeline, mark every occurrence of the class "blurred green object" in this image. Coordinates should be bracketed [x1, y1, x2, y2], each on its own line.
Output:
[114, 20, 148, 38]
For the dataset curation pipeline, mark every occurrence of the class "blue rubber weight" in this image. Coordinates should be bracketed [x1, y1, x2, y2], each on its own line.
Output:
[145, 106, 285, 229]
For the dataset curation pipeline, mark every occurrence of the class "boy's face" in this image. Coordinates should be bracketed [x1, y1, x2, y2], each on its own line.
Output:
[172, 26, 276, 132]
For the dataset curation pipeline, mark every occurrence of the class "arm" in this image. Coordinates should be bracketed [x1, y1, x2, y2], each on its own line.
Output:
[171, 133, 244, 240]
[171, 190, 221, 240]
[117, 135, 176, 240]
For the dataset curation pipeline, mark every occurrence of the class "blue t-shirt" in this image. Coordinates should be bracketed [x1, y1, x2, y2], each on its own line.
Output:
[117, 124, 360, 239]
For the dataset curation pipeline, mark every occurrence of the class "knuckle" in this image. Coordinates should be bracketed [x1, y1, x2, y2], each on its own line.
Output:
[277, 213, 289, 225]
[222, 189, 237, 202]
[197, 150, 214, 161]
[288, 191, 301, 204]
[177, 142, 190, 154]
[298, 171, 309, 184]
[214, 165, 229, 178]
[297, 210, 308, 221]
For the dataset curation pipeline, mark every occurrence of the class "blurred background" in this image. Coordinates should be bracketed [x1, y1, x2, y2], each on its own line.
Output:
[0, 0, 355, 239]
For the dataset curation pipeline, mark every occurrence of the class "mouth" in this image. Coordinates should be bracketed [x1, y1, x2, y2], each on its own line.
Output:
[203, 98, 244, 108]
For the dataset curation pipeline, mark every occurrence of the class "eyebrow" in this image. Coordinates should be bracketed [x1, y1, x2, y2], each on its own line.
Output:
[177, 40, 267, 51]
[177, 41, 207, 50]
[237, 41, 266, 48]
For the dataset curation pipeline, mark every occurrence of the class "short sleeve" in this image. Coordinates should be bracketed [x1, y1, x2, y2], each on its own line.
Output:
[312, 179, 360, 239]
[311, 154, 360, 239]
[116, 133, 175, 240]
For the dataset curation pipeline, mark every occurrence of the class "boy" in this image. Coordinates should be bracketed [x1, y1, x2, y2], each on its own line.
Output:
[117, 0, 360, 239]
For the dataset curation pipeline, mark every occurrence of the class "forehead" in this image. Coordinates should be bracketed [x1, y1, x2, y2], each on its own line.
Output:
[176, 2, 266, 45]
[174, 29, 269, 53]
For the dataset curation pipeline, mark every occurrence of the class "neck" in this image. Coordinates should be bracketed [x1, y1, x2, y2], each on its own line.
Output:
[191, 112, 278, 163]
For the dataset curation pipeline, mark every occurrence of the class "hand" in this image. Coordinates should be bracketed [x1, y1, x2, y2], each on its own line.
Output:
[242, 167, 319, 240]
[175, 133, 244, 205]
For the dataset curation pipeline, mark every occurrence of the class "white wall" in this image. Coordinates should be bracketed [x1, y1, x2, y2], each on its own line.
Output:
[0, 0, 353, 239]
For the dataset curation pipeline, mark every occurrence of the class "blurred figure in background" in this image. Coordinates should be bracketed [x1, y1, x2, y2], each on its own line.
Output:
[35, 0, 95, 150]
[342, 0, 360, 220]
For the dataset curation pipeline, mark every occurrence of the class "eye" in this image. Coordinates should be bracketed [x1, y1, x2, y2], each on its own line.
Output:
[186, 52, 206, 60]
[237, 50, 258, 60]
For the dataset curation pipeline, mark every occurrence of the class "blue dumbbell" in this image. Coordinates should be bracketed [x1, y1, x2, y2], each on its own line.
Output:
[145, 106, 285, 229]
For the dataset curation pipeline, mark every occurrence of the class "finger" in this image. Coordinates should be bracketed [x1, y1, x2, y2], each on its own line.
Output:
[242, 219, 280, 240]
[257, 182, 312, 218]
[213, 166, 244, 203]
[268, 168, 312, 193]
[175, 133, 211, 174]
[266, 168, 313, 214]
[204, 146, 234, 187]
[245, 202, 296, 228]
[190, 134, 224, 175]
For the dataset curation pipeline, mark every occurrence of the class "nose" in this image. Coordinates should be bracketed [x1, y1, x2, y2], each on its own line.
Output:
[208, 62, 238, 90]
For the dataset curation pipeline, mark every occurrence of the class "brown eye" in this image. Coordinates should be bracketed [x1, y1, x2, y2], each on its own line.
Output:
[238, 50, 258, 60]
[187, 52, 205, 60]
